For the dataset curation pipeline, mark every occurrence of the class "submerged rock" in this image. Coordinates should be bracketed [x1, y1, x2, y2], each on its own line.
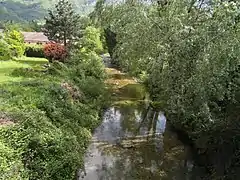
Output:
[77, 168, 86, 179]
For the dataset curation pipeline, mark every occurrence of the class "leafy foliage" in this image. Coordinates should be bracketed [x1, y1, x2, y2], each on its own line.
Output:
[25, 44, 44, 58]
[0, 0, 46, 22]
[43, 43, 67, 62]
[0, 139, 27, 179]
[0, 83, 95, 180]
[104, 27, 117, 58]
[4, 29, 25, 57]
[70, 51, 105, 80]
[99, 0, 240, 178]
[0, 23, 108, 179]
[43, 0, 81, 47]
[80, 26, 104, 54]
[0, 0, 96, 22]
[0, 38, 11, 61]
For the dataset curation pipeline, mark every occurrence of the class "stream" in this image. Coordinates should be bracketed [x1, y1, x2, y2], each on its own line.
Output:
[78, 59, 206, 180]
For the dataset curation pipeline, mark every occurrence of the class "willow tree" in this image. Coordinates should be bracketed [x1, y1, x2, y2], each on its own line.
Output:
[44, 0, 81, 46]
[99, 0, 240, 178]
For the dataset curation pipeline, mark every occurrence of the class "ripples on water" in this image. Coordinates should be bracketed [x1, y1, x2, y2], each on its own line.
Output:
[78, 103, 206, 180]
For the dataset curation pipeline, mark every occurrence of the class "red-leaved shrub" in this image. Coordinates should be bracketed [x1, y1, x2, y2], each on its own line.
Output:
[43, 43, 67, 62]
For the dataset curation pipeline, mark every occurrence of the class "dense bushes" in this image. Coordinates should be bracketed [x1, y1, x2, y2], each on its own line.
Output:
[70, 51, 105, 80]
[100, 1, 240, 178]
[0, 83, 96, 179]
[0, 66, 106, 180]
[0, 24, 107, 179]
[0, 30, 25, 60]
[0, 38, 11, 61]
[0, 139, 26, 179]
[4, 30, 25, 57]
[25, 44, 44, 58]
[43, 43, 68, 62]
[80, 26, 104, 54]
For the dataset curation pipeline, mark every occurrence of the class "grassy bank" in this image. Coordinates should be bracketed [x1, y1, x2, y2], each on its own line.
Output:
[0, 53, 109, 179]
[0, 57, 48, 84]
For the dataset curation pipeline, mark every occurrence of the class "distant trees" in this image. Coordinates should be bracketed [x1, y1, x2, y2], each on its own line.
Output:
[44, 0, 81, 47]
[28, 21, 43, 32]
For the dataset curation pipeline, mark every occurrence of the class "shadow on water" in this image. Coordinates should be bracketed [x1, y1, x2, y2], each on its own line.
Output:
[78, 58, 207, 180]
[79, 101, 206, 180]
[110, 73, 130, 80]
[116, 84, 146, 100]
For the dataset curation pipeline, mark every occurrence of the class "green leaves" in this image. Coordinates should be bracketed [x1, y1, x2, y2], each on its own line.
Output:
[0, 29, 25, 60]
[0, 21, 109, 179]
[25, 44, 44, 58]
[0, 38, 11, 61]
[100, 1, 240, 177]
[80, 26, 104, 54]
[4, 30, 25, 58]
[44, 0, 81, 47]
[0, 78, 104, 179]
[0, 141, 27, 180]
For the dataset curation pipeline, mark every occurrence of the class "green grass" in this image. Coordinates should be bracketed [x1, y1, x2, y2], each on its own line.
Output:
[14, 56, 48, 62]
[0, 51, 108, 179]
[0, 57, 48, 84]
[14, 56, 48, 67]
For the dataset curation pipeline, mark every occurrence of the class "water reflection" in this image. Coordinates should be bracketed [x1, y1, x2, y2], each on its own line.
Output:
[156, 112, 167, 134]
[81, 103, 203, 180]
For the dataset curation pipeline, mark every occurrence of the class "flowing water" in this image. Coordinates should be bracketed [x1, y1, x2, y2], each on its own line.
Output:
[78, 60, 205, 180]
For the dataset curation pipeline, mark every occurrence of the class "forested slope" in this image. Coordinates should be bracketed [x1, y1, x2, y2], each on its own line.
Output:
[0, 1, 46, 22]
[0, 0, 95, 22]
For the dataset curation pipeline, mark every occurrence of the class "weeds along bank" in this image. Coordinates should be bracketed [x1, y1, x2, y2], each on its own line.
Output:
[0, 54, 108, 180]
[0, 29, 109, 179]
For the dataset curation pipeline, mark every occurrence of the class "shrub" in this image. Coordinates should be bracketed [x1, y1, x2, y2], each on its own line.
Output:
[0, 81, 99, 180]
[4, 30, 25, 57]
[43, 43, 67, 62]
[25, 44, 44, 58]
[11, 68, 42, 78]
[80, 26, 104, 54]
[69, 51, 105, 80]
[0, 25, 108, 180]
[0, 38, 11, 61]
[48, 61, 69, 76]
[0, 140, 27, 179]
[76, 76, 106, 101]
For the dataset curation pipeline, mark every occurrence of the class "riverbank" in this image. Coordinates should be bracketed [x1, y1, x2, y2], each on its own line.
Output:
[105, 65, 238, 179]
[100, 1, 240, 179]
[80, 66, 207, 180]
[168, 115, 240, 179]
[0, 52, 109, 179]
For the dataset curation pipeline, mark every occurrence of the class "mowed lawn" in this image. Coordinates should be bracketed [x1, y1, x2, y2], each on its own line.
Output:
[0, 57, 48, 84]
